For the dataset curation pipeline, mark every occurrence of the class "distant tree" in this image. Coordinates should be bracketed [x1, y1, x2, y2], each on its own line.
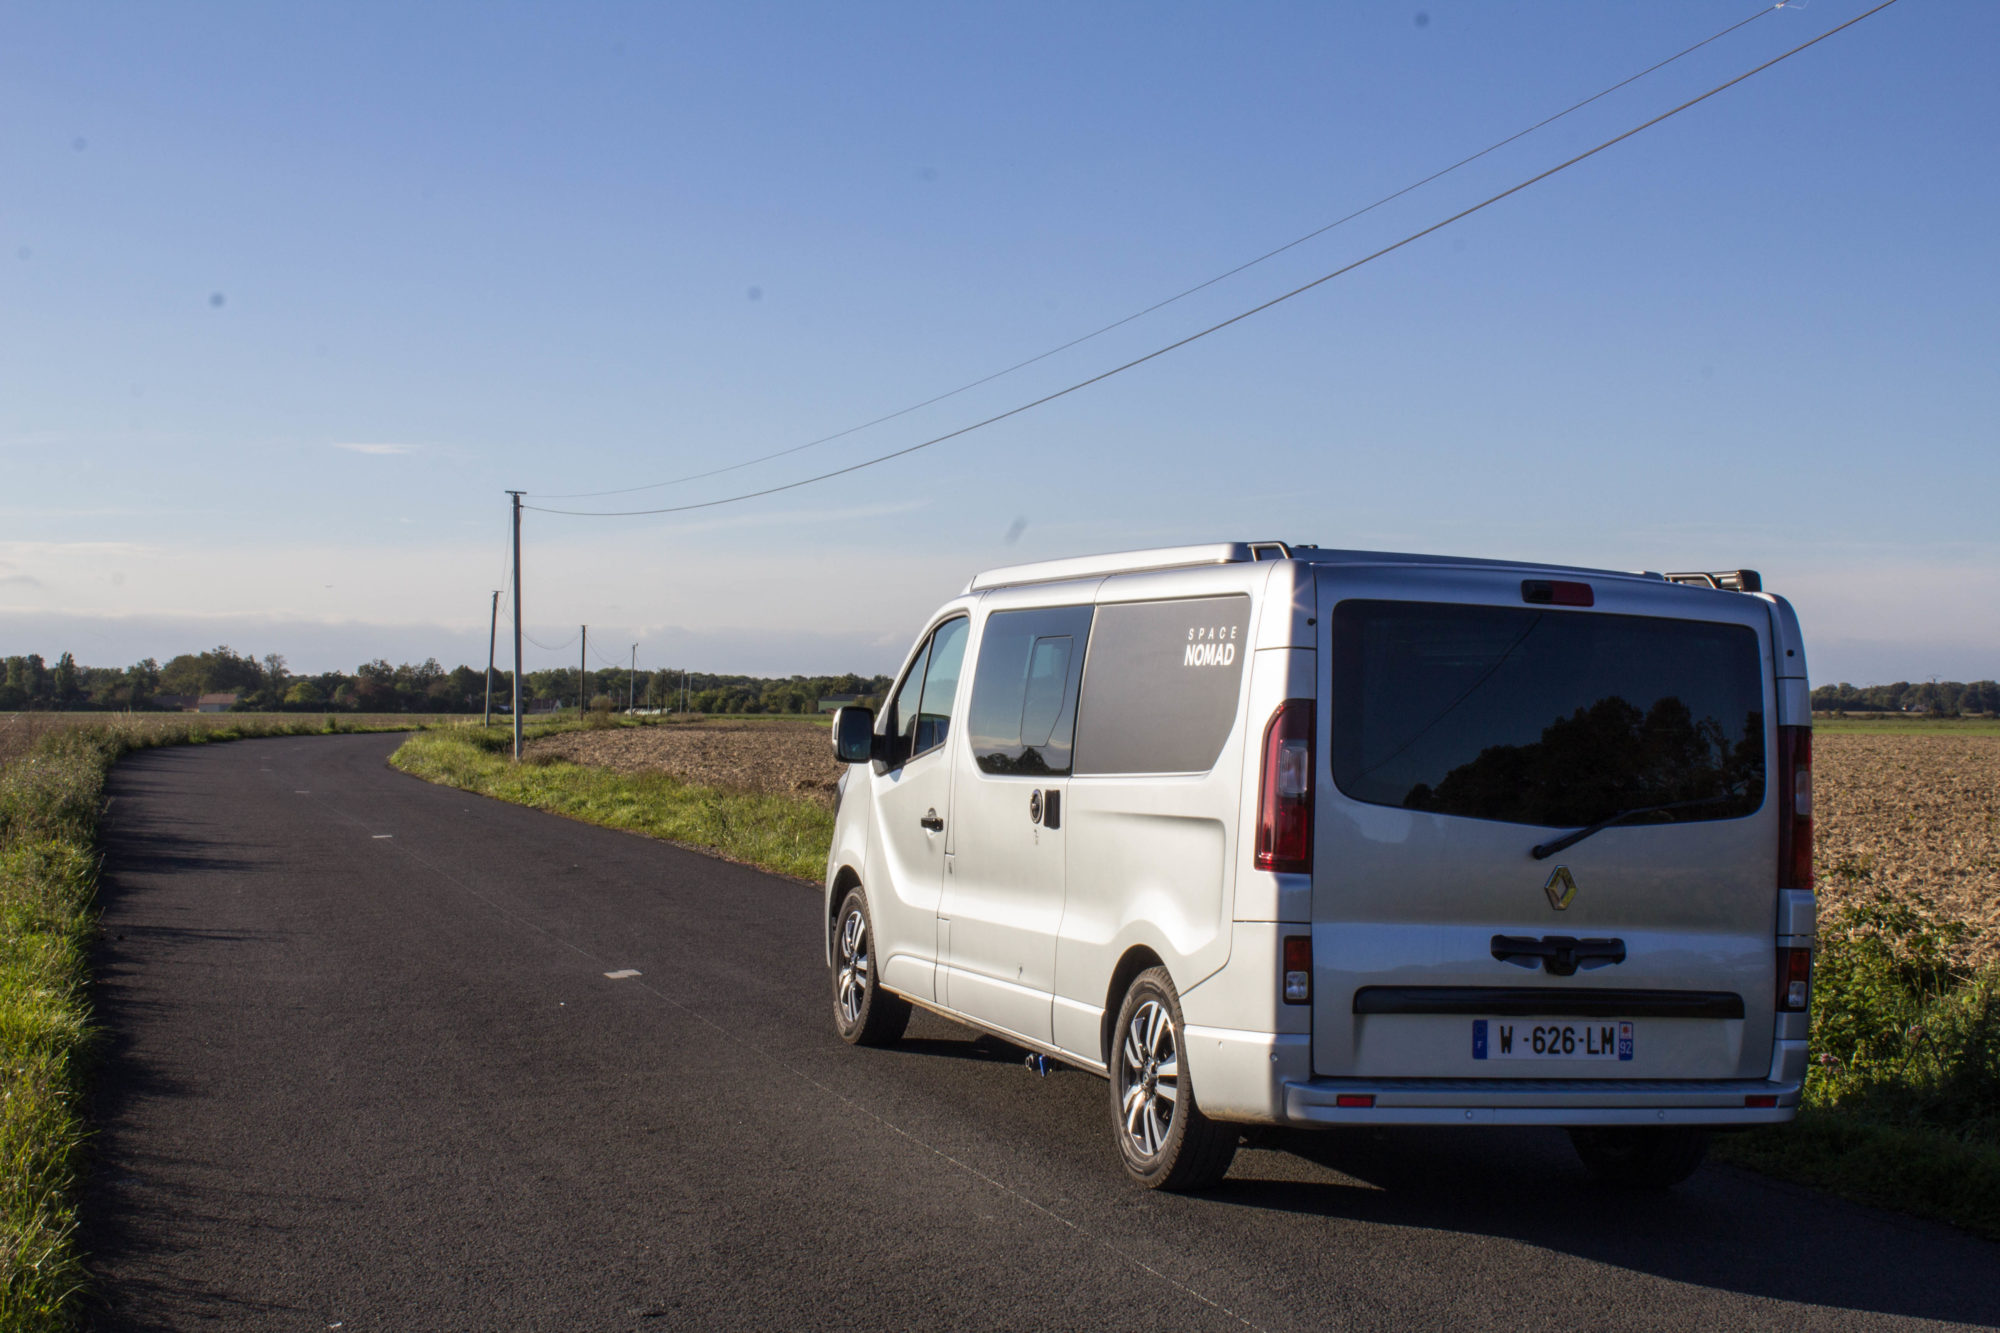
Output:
[127, 658, 160, 707]
[52, 652, 79, 706]
[285, 680, 324, 706]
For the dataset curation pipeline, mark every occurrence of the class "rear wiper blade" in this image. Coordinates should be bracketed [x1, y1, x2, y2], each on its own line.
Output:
[1530, 793, 1736, 861]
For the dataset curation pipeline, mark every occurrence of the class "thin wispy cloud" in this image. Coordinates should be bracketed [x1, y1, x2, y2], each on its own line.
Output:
[333, 442, 417, 456]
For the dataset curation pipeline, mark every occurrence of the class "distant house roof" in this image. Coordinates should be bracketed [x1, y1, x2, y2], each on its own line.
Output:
[195, 692, 239, 712]
[198, 693, 239, 705]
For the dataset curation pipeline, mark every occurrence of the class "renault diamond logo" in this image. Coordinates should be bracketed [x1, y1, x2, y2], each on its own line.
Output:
[1544, 865, 1578, 911]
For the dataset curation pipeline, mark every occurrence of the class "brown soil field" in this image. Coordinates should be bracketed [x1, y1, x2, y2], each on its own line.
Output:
[1815, 733, 2000, 964]
[528, 720, 842, 809]
[539, 726, 2000, 961]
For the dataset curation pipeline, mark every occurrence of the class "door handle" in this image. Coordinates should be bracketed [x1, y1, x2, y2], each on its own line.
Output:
[920, 808, 944, 832]
[1490, 934, 1626, 978]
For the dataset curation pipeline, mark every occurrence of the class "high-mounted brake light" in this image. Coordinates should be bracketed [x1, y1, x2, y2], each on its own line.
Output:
[1255, 700, 1314, 874]
[1521, 579, 1594, 607]
[1777, 727, 1814, 891]
[1282, 935, 1312, 1004]
[1776, 946, 1812, 1012]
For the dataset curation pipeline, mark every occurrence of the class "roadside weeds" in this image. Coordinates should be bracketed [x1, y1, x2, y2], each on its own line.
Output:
[390, 726, 834, 882]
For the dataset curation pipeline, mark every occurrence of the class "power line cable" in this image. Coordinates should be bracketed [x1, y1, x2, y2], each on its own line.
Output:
[530, 0, 1788, 504]
[525, 0, 1899, 521]
[523, 629, 580, 653]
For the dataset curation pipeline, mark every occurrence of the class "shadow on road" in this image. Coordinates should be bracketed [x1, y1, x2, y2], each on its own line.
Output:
[1208, 1125, 1999, 1328]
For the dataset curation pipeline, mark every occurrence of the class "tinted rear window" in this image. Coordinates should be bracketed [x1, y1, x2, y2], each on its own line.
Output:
[1331, 600, 1765, 829]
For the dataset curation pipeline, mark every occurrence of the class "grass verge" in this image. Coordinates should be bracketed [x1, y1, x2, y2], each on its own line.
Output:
[0, 714, 452, 1330]
[389, 726, 834, 882]
[1812, 716, 2000, 736]
[1716, 891, 2000, 1240]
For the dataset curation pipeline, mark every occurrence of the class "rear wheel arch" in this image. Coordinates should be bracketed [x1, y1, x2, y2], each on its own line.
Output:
[1101, 945, 1167, 1068]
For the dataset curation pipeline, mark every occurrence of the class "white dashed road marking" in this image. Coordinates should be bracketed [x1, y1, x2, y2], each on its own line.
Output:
[372, 834, 393, 840]
[604, 969, 641, 980]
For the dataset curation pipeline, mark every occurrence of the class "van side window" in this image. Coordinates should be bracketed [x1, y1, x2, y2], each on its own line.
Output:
[967, 605, 1094, 775]
[911, 617, 969, 759]
[1073, 594, 1250, 776]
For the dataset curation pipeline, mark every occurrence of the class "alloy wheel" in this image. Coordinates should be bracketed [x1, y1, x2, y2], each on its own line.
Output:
[836, 907, 870, 1026]
[1117, 998, 1180, 1157]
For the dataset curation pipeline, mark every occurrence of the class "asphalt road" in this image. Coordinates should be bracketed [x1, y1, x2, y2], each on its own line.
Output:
[82, 733, 1999, 1332]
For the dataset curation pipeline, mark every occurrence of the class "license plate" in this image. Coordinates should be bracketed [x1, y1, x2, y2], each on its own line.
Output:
[1473, 1019, 1632, 1061]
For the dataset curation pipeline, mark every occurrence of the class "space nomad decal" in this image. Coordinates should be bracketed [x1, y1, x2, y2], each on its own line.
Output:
[1183, 624, 1240, 668]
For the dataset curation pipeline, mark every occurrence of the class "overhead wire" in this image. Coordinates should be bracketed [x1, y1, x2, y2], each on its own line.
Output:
[524, 0, 1899, 521]
[523, 629, 580, 653]
[529, 0, 1788, 503]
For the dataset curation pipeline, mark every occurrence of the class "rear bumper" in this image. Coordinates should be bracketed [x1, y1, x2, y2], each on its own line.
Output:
[1282, 1075, 1800, 1127]
[1184, 1026, 1804, 1128]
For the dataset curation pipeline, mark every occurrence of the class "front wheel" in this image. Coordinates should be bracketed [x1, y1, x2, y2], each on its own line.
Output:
[831, 888, 909, 1046]
[1568, 1127, 1709, 1189]
[1109, 967, 1237, 1190]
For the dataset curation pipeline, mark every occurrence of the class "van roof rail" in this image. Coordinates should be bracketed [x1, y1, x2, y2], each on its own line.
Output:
[965, 541, 1293, 592]
[1664, 569, 1762, 593]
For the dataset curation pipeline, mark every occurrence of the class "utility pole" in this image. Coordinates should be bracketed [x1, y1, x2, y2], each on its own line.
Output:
[629, 643, 637, 713]
[579, 625, 588, 716]
[483, 589, 499, 727]
[507, 492, 524, 760]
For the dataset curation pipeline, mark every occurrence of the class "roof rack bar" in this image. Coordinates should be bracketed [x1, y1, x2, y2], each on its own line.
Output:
[965, 541, 1300, 593]
[1665, 569, 1762, 593]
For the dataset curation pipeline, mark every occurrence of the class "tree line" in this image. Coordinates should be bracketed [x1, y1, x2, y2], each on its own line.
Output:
[1812, 680, 2000, 716]
[1, 645, 891, 716]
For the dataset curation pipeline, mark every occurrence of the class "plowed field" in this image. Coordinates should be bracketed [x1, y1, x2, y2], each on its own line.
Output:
[1816, 733, 2000, 964]
[527, 721, 841, 808]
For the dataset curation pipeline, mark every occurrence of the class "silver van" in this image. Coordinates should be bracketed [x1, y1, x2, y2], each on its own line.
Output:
[824, 543, 1814, 1190]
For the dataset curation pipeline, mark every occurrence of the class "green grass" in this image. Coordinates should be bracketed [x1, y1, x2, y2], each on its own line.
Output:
[389, 726, 835, 881]
[1715, 891, 2000, 1239]
[0, 714, 458, 1330]
[1813, 715, 2000, 735]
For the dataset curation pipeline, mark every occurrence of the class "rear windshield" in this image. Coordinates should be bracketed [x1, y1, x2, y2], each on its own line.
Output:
[1331, 600, 1765, 829]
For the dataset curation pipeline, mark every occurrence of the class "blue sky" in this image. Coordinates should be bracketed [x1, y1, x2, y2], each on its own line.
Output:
[3, 1, 1994, 683]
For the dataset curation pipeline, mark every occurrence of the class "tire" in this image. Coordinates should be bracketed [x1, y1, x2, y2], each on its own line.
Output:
[1568, 1127, 1709, 1189]
[1108, 966, 1237, 1191]
[831, 888, 909, 1047]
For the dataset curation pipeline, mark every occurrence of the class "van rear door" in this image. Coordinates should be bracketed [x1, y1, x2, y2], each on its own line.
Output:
[1311, 567, 1779, 1082]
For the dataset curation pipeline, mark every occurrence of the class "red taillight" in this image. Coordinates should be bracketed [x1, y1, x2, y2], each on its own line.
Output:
[1335, 1094, 1375, 1108]
[1282, 935, 1311, 1005]
[1776, 726, 1813, 890]
[1255, 699, 1314, 873]
[1745, 1094, 1778, 1108]
[1776, 945, 1812, 1012]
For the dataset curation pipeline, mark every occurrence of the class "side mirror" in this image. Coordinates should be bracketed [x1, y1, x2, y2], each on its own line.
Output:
[831, 706, 876, 765]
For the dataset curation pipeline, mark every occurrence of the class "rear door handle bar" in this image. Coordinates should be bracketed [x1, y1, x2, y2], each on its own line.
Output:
[1491, 935, 1626, 978]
